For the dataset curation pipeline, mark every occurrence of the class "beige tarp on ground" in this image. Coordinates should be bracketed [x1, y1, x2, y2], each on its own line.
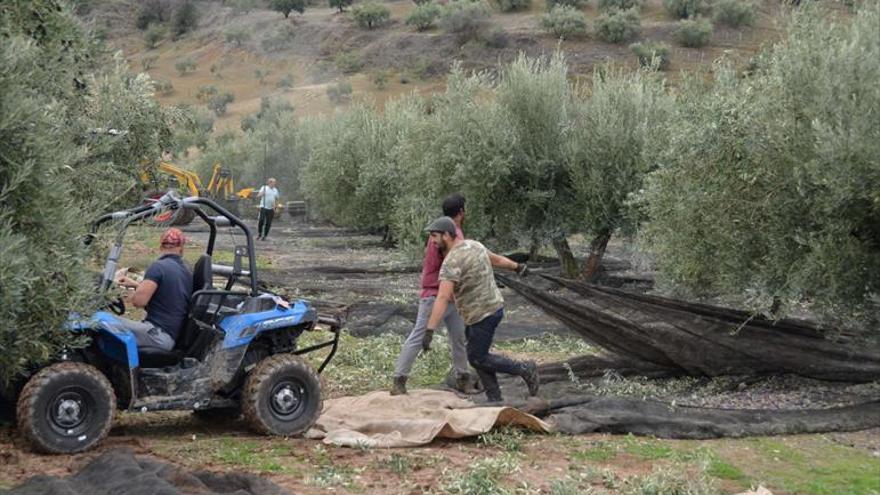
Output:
[305, 389, 553, 448]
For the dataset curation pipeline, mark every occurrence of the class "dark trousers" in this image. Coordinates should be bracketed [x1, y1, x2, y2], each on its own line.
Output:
[258, 208, 275, 238]
[465, 308, 525, 401]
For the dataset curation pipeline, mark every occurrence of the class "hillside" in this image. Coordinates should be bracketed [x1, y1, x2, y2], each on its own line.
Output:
[98, 0, 790, 132]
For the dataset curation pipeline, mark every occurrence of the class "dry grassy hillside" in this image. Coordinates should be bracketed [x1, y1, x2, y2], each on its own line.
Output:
[101, 0, 788, 131]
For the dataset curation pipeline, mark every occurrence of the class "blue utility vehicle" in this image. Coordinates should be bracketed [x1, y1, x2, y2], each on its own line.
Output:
[14, 193, 339, 454]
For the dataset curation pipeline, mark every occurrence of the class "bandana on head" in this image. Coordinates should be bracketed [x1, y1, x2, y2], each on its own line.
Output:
[160, 227, 186, 247]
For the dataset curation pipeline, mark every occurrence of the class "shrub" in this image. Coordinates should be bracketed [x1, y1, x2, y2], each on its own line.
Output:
[440, 0, 491, 40]
[713, 0, 755, 28]
[144, 23, 166, 49]
[329, 0, 353, 12]
[172, 0, 198, 38]
[175, 57, 197, 75]
[196, 84, 218, 102]
[261, 24, 296, 52]
[269, 0, 306, 18]
[224, 26, 251, 47]
[276, 73, 295, 89]
[405, 2, 441, 31]
[496, 0, 531, 13]
[326, 80, 353, 104]
[413, 0, 432, 4]
[595, 7, 640, 43]
[484, 27, 510, 48]
[372, 70, 391, 89]
[662, 0, 705, 19]
[335, 52, 363, 74]
[540, 5, 588, 40]
[630, 41, 670, 70]
[154, 79, 175, 96]
[675, 17, 712, 47]
[546, 0, 588, 10]
[136, 0, 171, 30]
[598, 0, 641, 11]
[352, 2, 391, 29]
[229, 0, 258, 14]
[208, 92, 235, 116]
[141, 54, 158, 71]
[254, 68, 271, 84]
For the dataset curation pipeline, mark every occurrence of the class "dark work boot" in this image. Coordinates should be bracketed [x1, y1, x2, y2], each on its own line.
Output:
[390, 375, 408, 396]
[520, 361, 540, 397]
[454, 372, 471, 393]
[475, 369, 502, 403]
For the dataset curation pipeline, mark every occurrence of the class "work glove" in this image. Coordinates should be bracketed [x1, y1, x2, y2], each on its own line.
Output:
[516, 262, 529, 277]
[422, 328, 435, 352]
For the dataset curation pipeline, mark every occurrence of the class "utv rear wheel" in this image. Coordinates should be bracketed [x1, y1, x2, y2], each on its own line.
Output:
[243, 354, 322, 436]
[16, 362, 115, 454]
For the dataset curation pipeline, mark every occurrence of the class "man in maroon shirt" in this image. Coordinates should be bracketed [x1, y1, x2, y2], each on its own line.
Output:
[390, 194, 471, 395]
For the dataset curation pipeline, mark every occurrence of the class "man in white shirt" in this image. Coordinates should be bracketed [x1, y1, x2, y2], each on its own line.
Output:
[256, 177, 280, 241]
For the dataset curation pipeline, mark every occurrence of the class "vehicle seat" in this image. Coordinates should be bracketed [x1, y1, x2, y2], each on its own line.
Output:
[192, 254, 214, 294]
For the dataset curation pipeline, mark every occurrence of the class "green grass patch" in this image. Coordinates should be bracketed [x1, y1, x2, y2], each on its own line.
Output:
[495, 332, 596, 362]
[706, 458, 748, 483]
[297, 331, 452, 398]
[740, 438, 880, 495]
[572, 442, 618, 461]
[378, 453, 415, 475]
[479, 426, 527, 453]
[624, 436, 677, 460]
[209, 438, 289, 472]
[440, 453, 520, 494]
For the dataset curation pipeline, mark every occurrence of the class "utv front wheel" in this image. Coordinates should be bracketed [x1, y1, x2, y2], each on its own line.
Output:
[16, 362, 116, 454]
[243, 354, 322, 436]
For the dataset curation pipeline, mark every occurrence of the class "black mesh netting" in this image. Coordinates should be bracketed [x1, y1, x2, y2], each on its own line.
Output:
[1, 449, 290, 495]
[493, 273, 880, 438]
[496, 274, 880, 383]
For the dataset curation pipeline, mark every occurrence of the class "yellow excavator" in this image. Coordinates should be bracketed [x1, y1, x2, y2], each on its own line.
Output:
[140, 162, 255, 224]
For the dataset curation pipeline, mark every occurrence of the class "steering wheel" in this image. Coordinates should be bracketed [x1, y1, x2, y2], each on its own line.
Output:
[108, 296, 126, 315]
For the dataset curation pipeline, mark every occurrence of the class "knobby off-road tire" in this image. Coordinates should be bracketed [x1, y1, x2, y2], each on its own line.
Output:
[242, 354, 322, 436]
[16, 362, 116, 454]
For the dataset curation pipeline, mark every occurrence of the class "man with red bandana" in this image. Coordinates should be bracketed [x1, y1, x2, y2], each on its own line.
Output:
[116, 228, 193, 350]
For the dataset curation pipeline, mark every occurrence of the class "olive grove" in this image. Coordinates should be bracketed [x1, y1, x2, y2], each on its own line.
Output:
[292, 3, 879, 330]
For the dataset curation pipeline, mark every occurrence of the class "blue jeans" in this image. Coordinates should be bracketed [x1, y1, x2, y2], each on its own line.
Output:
[466, 308, 525, 400]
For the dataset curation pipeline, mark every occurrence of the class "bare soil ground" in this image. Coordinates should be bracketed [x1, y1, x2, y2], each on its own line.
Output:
[106, 0, 792, 131]
[2, 214, 878, 494]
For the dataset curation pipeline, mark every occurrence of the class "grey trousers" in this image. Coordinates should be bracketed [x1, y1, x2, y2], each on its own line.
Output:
[394, 296, 468, 378]
[119, 317, 175, 351]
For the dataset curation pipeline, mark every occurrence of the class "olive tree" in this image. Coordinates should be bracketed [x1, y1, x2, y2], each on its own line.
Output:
[641, 4, 880, 327]
[0, 0, 176, 385]
[565, 67, 672, 279]
[269, 0, 306, 18]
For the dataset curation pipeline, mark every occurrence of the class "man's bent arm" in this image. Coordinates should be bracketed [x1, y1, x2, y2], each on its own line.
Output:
[426, 280, 455, 330]
[488, 252, 518, 271]
[130, 279, 158, 308]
